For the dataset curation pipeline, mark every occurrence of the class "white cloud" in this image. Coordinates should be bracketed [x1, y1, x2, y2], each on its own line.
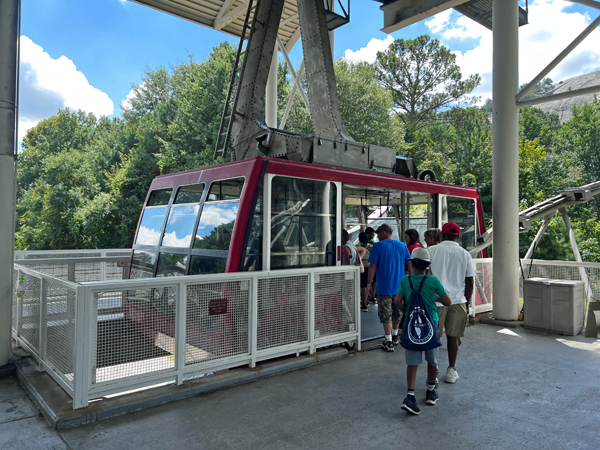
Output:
[18, 36, 114, 140]
[344, 35, 395, 64]
[121, 84, 140, 110]
[425, 0, 600, 103]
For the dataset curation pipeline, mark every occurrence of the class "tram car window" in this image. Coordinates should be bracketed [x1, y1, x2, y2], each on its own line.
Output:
[442, 196, 478, 251]
[269, 176, 337, 270]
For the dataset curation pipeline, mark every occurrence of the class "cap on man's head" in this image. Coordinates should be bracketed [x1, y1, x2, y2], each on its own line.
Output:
[375, 223, 393, 234]
[441, 222, 461, 235]
[411, 247, 430, 264]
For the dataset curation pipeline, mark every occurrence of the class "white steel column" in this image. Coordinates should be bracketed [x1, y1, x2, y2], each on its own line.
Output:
[0, 0, 19, 366]
[492, 0, 520, 320]
[265, 48, 278, 128]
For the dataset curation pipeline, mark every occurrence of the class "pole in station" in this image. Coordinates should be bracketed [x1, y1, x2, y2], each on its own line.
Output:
[492, 0, 520, 320]
[0, 0, 19, 366]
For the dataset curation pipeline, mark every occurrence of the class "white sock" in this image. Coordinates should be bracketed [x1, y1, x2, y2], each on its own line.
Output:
[385, 334, 392, 342]
[427, 384, 435, 391]
[392, 329, 398, 336]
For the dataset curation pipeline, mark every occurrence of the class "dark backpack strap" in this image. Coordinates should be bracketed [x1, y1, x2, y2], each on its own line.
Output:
[417, 275, 428, 293]
[408, 275, 415, 292]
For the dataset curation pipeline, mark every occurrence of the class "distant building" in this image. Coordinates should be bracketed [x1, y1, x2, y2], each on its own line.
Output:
[538, 71, 600, 123]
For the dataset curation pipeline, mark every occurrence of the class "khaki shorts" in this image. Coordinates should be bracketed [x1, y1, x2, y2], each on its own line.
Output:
[437, 303, 468, 337]
[377, 295, 403, 324]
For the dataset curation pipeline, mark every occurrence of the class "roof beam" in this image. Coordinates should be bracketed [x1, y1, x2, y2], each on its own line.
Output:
[214, 0, 249, 31]
[380, 0, 469, 34]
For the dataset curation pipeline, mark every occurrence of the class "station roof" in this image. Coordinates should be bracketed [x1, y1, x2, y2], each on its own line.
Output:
[130, 1, 528, 45]
[130, 0, 304, 50]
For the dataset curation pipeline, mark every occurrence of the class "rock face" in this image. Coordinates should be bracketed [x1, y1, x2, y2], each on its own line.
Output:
[538, 71, 600, 123]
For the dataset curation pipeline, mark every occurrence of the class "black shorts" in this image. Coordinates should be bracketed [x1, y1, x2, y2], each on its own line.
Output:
[360, 271, 376, 288]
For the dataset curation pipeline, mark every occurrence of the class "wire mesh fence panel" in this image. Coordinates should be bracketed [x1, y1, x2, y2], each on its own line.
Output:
[473, 260, 493, 313]
[105, 261, 127, 281]
[12, 270, 19, 332]
[314, 271, 355, 339]
[27, 264, 69, 280]
[527, 262, 600, 299]
[73, 262, 104, 283]
[257, 275, 309, 351]
[106, 251, 133, 257]
[91, 287, 177, 384]
[43, 282, 76, 386]
[185, 281, 250, 365]
[23, 252, 102, 259]
[19, 274, 41, 355]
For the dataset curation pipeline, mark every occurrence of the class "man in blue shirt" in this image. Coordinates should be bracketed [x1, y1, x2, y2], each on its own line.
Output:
[366, 223, 412, 352]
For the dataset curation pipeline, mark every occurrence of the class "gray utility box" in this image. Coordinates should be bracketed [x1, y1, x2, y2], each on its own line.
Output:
[523, 278, 585, 335]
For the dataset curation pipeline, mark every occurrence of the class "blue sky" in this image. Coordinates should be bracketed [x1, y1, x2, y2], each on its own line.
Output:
[18, 0, 600, 140]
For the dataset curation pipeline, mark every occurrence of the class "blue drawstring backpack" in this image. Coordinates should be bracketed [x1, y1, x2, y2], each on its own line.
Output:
[400, 276, 442, 351]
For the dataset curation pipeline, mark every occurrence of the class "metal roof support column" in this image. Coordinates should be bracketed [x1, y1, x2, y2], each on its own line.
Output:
[266, 48, 278, 128]
[492, 0, 520, 320]
[0, 0, 19, 366]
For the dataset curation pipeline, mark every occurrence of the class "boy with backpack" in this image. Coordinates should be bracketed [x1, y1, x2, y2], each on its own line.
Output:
[395, 247, 451, 415]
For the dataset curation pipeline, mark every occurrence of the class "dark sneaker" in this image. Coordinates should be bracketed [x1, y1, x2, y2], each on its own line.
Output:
[361, 304, 369, 312]
[426, 389, 439, 405]
[368, 297, 377, 304]
[381, 340, 394, 352]
[401, 395, 420, 415]
[391, 335, 400, 346]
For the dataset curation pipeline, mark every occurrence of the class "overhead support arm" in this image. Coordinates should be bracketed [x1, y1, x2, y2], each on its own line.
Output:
[517, 84, 600, 107]
[214, 0, 249, 31]
[516, 13, 600, 102]
[277, 36, 311, 112]
[568, 0, 600, 11]
[279, 59, 305, 130]
[380, 0, 468, 34]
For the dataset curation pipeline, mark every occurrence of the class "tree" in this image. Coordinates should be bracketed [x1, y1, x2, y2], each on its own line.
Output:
[373, 35, 481, 137]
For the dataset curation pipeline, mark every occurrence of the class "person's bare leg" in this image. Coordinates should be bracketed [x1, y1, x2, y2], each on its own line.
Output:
[383, 323, 392, 335]
[407, 365, 418, 390]
[427, 364, 437, 385]
[392, 322, 399, 332]
[361, 287, 367, 307]
[447, 336, 459, 367]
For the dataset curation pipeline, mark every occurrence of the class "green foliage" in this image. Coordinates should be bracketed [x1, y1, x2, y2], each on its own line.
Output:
[373, 35, 481, 136]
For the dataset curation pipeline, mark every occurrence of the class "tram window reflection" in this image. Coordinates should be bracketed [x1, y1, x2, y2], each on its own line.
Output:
[207, 178, 245, 202]
[162, 205, 199, 248]
[156, 253, 188, 277]
[136, 207, 168, 246]
[270, 177, 337, 269]
[194, 203, 239, 251]
[174, 183, 204, 204]
[189, 255, 227, 275]
[130, 250, 157, 279]
[242, 195, 263, 272]
[147, 188, 172, 206]
[443, 196, 477, 250]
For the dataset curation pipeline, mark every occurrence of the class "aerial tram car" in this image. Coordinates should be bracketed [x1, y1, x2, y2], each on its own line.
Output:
[124, 0, 487, 345]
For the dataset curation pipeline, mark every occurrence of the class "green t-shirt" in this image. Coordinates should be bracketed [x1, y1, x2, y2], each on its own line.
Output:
[397, 274, 446, 323]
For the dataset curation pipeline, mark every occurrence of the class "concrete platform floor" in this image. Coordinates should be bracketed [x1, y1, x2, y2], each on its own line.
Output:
[2, 323, 600, 449]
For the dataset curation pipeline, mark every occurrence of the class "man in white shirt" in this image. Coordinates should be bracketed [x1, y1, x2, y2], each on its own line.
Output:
[428, 222, 475, 384]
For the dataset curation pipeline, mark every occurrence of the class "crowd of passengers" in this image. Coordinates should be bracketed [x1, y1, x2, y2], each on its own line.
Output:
[342, 223, 475, 416]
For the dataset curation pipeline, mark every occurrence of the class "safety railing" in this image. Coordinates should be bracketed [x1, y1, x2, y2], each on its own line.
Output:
[12, 261, 360, 409]
[14, 248, 132, 260]
[470, 258, 600, 316]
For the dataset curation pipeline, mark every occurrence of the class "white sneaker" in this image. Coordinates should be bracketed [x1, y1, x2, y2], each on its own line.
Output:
[444, 367, 459, 384]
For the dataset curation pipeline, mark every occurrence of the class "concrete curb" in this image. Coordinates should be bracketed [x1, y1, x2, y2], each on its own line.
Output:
[16, 347, 348, 430]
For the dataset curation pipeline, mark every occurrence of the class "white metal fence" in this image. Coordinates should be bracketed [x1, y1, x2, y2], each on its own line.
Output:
[12, 257, 360, 409]
[470, 258, 600, 316]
